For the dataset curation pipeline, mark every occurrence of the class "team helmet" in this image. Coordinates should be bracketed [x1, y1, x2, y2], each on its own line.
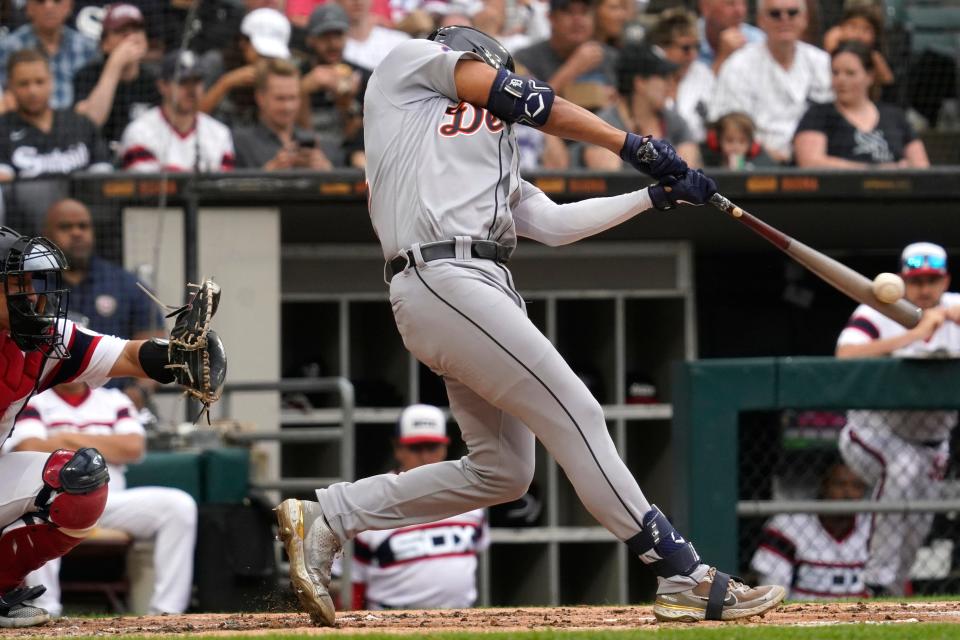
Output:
[0, 226, 70, 357]
[427, 25, 515, 73]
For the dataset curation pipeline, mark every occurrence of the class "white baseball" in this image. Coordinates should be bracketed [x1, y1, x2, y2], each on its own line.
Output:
[873, 272, 905, 304]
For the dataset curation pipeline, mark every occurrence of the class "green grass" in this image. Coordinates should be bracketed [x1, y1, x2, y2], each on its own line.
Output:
[44, 625, 960, 640]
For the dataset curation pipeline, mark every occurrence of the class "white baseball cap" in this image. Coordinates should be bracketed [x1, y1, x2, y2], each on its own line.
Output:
[900, 242, 948, 279]
[241, 8, 291, 59]
[397, 404, 449, 445]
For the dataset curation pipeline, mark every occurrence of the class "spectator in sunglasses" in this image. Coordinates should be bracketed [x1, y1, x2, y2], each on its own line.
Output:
[710, 0, 831, 163]
[835, 242, 960, 596]
[648, 7, 713, 143]
[0, 0, 97, 109]
[697, 0, 765, 73]
[343, 404, 489, 611]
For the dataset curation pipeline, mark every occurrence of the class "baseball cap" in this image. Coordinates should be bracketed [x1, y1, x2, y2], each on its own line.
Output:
[550, 0, 595, 11]
[900, 242, 948, 278]
[160, 50, 205, 82]
[307, 4, 349, 37]
[101, 3, 145, 35]
[618, 42, 679, 78]
[397, 404, 449, 445]
[241, 8, 292, 59]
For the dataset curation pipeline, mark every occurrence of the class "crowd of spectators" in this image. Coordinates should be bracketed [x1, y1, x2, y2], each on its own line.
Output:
[0, 0, 955, 194]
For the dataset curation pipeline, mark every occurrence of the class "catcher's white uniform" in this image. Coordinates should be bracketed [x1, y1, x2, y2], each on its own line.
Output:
[4, 387, 197, 615]
[751, 513, 870, 600]
[836, 293, 960, 593]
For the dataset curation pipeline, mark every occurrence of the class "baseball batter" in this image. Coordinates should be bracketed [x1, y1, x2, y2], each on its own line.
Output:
[277, 26, 786, 624]
[836, 242, 960, 596]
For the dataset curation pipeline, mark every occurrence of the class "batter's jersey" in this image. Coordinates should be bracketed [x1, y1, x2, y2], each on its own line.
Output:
[352, 508, 489, 609]
[120, 107, 235, 173]
[0, 320, 126, 449]
[4, 387, 145, 491]
[364, 39, 522, 259]
[750, 513, 870, 600]
[838, 293, 960, 442]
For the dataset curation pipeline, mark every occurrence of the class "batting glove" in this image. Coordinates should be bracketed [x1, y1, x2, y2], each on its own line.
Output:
[620, 134, 687, 180]
[649, 170, 718, 211]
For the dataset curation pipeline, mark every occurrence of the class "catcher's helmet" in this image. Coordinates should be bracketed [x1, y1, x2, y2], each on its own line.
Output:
[0, 226, 70, 357]
[428, 25, 515, 73]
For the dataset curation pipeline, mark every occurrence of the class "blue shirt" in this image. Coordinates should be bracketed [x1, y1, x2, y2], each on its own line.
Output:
[0, 25, 97, 109]
[68, 256, 164, 339]
[697, 18, 765, 67]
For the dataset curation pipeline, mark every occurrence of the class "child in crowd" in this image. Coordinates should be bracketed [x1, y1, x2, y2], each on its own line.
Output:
[701, 112, 774, 170]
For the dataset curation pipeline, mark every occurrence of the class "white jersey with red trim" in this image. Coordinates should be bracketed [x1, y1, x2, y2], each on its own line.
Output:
[750, 513, 870, 600]
[837, 292, 960, 443]
[0, 319, 126, 450]
[352, 508, 488, 609]
[3, 386, 144, 491]
[120, 106, 235, 173]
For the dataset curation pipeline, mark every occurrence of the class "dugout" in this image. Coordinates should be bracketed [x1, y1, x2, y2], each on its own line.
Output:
[38, 166, 960, 606]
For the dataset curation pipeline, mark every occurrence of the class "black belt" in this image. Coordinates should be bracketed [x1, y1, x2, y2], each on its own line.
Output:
[386, 240, 512, 282]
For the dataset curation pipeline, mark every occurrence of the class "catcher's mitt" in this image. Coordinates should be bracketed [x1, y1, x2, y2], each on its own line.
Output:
[164, 279, 227, 420]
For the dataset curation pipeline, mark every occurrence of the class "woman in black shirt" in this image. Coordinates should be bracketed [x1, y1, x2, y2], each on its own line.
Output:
[794, 40, 928, 169]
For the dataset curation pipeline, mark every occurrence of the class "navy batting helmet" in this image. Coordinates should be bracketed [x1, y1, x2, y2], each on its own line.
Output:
[427, 25, 515, 73]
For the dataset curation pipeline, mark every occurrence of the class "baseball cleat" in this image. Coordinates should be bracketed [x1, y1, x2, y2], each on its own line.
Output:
[275, 499, 341, 626]
[653, 567, 786, 622]
[0, 586, 50, 628]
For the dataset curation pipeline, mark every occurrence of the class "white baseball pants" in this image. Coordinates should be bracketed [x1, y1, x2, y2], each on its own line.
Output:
[839, 421, 948, 594]
[27, 486, 197, 615]
[319, 257, 653, 543]
[0, 452, 47, 527]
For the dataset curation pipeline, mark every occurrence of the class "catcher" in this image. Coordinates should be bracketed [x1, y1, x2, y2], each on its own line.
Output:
[0, 225, 225, 627]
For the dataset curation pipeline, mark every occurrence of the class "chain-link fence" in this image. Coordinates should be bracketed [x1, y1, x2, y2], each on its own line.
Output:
[736, 406, 960, 599]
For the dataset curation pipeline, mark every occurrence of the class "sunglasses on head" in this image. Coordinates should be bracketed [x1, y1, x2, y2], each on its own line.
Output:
[903, 254, 947, 271]
[767, 8, 800, 19]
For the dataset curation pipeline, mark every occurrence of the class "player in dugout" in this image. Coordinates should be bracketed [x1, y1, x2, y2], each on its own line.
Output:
[343, 404, 488, 611]
[0, 226, 224, 627]
[275, 25, 786, 626]
[836, 242, 960, 596]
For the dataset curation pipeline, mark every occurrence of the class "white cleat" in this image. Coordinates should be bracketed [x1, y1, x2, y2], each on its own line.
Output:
[275, 499, 341, 626]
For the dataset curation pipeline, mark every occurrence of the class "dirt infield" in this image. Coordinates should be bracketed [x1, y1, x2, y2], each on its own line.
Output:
[5, 601, 960, 636]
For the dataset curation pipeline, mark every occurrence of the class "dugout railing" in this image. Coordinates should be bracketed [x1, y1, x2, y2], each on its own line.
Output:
[673, 357, 960, 593]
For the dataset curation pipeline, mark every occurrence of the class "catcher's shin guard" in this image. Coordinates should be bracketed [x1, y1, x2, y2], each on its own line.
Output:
[0, 449, 109, 592]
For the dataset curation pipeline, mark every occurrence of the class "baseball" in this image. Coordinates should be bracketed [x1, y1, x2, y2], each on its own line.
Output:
[873, 272, 905, 304]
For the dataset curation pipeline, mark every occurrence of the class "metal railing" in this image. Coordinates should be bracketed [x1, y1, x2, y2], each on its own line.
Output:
[157, 376, 355, 491]
[161, 376, 355, 607]
[738, 499, 960, 516]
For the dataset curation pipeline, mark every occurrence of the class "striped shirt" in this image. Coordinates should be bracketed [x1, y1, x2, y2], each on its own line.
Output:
[0, 320, 126, 449]
[120, 106, 235, 173]
[0, 25, 98, 109]
[5, 386, 145, 491]
[751, 513, 870, 600]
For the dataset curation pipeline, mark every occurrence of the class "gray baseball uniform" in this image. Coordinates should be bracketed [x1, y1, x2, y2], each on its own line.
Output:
[317, 39, 655, 546]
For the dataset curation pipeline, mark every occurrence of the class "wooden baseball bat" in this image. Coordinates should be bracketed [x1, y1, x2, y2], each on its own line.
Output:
[709, 193, 921, 329]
